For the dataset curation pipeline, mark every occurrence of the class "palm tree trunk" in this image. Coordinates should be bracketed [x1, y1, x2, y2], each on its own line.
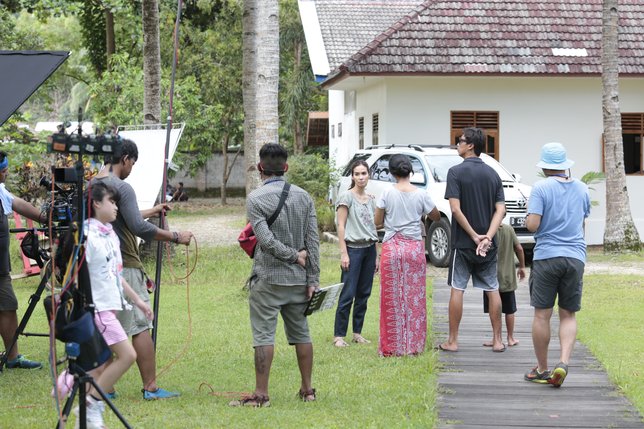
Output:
[105, 8, 115, 70]
[293, 40, 304, 154]
[243, 0, 280, 195]
[243, 0, 260, 194]
[142, 0, 162, 125]
[601, 0, 641, 251]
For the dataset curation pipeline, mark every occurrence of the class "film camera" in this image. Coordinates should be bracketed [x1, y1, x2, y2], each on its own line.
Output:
[39, 169, 77, 227]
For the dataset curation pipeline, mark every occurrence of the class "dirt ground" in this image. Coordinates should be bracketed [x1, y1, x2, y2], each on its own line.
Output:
[170, 198, 644, 276]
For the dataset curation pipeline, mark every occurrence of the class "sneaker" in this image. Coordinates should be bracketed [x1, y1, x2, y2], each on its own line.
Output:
[74, 397, 106, 429]
[524, 366, 551, 384]
[105, 390, 117, 400]
[549, 362, 569, 387]
[6, 354, 42, 369]
[143, 387, 180, 400]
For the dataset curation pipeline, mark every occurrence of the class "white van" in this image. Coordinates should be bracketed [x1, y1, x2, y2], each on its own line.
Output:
[332, 145, 533, 267]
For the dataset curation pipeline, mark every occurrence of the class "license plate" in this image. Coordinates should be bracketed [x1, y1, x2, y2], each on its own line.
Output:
[510, 216, 526, 228]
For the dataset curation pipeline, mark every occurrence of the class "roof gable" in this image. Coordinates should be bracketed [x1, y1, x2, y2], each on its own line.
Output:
[311, 0, 421, 71]
[324, 0, 644, 83]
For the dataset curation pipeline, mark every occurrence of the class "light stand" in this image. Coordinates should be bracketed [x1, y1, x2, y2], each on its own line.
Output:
[56, 342, 132, 429]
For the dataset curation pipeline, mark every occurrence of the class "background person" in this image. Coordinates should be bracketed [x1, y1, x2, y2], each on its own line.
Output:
[524, 142, 590, 387]
[374, 154, 439, 357]
[333, 160, 378, 348]
[438, 127, 506, 353]
[172, 182, 188, 202]
[230, 143, 320, 407]
[0, 151, 45, 369]
[482, 223, 525, 348]
[92, 139, 193, 400]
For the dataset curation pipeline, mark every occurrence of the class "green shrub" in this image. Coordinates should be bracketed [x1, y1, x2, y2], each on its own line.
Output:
[316, 202, 336, 233]
[286, 153, 338, 233]
[286, 153, 332, 203]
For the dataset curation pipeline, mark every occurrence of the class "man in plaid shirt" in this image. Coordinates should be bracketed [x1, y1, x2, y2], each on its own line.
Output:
[230, 144, 320, 408]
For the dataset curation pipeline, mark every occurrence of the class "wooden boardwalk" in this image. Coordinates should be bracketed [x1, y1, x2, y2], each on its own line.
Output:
[432, 277, 644, 428]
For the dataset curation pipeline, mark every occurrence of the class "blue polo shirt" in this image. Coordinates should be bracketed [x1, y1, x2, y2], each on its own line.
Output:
[445, 157, 504, 249]
[528, 178, 590, 262]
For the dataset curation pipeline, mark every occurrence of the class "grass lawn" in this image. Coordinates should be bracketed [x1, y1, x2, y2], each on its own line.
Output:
[1, 242, 439, 428]
[577, 274, 644, 416]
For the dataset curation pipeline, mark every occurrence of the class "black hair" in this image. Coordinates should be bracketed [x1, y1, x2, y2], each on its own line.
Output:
[104, 138, 138, 165]
[56, 181, 118, 284]
[389, 154, 413, 178]
[259, 143, 288, 176]
[0, 151, 6, 163]
[463, 127, 485, 156]
[348, 160, 369, 190]
[85, 181, 119, 219]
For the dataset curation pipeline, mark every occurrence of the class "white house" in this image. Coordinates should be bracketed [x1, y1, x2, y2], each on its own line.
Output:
[299, 0, 644, 245]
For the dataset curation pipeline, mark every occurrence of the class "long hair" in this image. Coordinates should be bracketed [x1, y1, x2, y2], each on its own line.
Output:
[348, 160, 370, 190]
[389, 154, 413, 178]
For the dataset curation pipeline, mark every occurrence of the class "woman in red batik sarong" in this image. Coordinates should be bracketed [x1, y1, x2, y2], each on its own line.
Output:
[374, 155, 440, 356]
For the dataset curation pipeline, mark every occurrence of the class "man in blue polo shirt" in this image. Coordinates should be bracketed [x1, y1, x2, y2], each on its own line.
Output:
[524, 142, 590, 387]
[438, 128, 506, 353]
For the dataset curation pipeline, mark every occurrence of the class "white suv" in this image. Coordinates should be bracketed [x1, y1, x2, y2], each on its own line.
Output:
[332, 145, 534, 267]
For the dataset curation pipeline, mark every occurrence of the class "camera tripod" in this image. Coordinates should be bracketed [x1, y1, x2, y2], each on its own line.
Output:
[56, 342, 131, 429]
[0, 250, 52, 372]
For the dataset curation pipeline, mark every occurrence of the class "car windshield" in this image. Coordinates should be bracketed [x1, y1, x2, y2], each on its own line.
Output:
[424, 155, 462, 182]
[341, 153, 371, 176]
[425, 154, 516, 182]
[481, 155, 515, 182]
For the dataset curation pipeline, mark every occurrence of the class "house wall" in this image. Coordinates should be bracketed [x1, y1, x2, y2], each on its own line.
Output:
[334, 75, 644, 245]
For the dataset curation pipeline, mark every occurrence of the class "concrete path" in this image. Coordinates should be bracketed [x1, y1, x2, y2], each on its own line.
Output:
[433, 277, 644, 428]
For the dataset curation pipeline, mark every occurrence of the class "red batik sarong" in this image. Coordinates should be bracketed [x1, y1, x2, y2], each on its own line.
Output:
[378, 233, 427, 357]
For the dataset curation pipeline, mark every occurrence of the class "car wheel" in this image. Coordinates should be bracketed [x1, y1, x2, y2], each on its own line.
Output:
[426, 217, 451, 267]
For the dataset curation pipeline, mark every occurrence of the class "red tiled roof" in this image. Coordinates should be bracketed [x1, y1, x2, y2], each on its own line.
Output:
[325, 0, 644, 83]
[314, 0, 421, 70]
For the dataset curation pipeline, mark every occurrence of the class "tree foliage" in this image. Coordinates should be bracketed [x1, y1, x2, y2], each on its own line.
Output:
[1, 0, 325, 193]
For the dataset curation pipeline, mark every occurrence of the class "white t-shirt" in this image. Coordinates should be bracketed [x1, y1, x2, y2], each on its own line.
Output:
[377, 187, 436, 242]
[84, 218, 129, 312]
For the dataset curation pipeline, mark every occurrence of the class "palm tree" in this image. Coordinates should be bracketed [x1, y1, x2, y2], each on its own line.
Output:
[601, 0, 641, 251]
[142, 0, 161, 125]
[243, 0, 280, 194]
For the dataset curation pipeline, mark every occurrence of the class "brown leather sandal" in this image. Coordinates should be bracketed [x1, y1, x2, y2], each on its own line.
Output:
[229, 393, 271, 407]
[298, 388, 316, 402]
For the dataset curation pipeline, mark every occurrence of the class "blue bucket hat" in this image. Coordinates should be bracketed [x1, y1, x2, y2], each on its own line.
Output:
[536, 142, 574, 170]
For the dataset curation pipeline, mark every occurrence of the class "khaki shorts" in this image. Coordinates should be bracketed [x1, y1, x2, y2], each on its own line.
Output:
[0, 274, 18, 311]
[117, 267, 153, 336]
[248, 277, 311, 347]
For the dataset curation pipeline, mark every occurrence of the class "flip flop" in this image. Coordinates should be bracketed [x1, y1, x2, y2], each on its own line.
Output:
[492, 344, 507, 353]
[436, 343, 457, 352]
[332, 338, 349, 347]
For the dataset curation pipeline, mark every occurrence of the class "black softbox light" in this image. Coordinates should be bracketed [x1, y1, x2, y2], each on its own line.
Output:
[0, 50, 70, 127]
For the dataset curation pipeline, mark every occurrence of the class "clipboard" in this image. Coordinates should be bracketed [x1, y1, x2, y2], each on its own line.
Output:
[303, 283, 344, 316]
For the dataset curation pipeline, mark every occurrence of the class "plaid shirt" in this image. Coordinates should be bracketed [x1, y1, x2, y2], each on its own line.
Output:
[247, 177, 320, 286]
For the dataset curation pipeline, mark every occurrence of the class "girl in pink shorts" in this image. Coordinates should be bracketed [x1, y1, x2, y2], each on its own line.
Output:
[78, 181, 153, 427]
